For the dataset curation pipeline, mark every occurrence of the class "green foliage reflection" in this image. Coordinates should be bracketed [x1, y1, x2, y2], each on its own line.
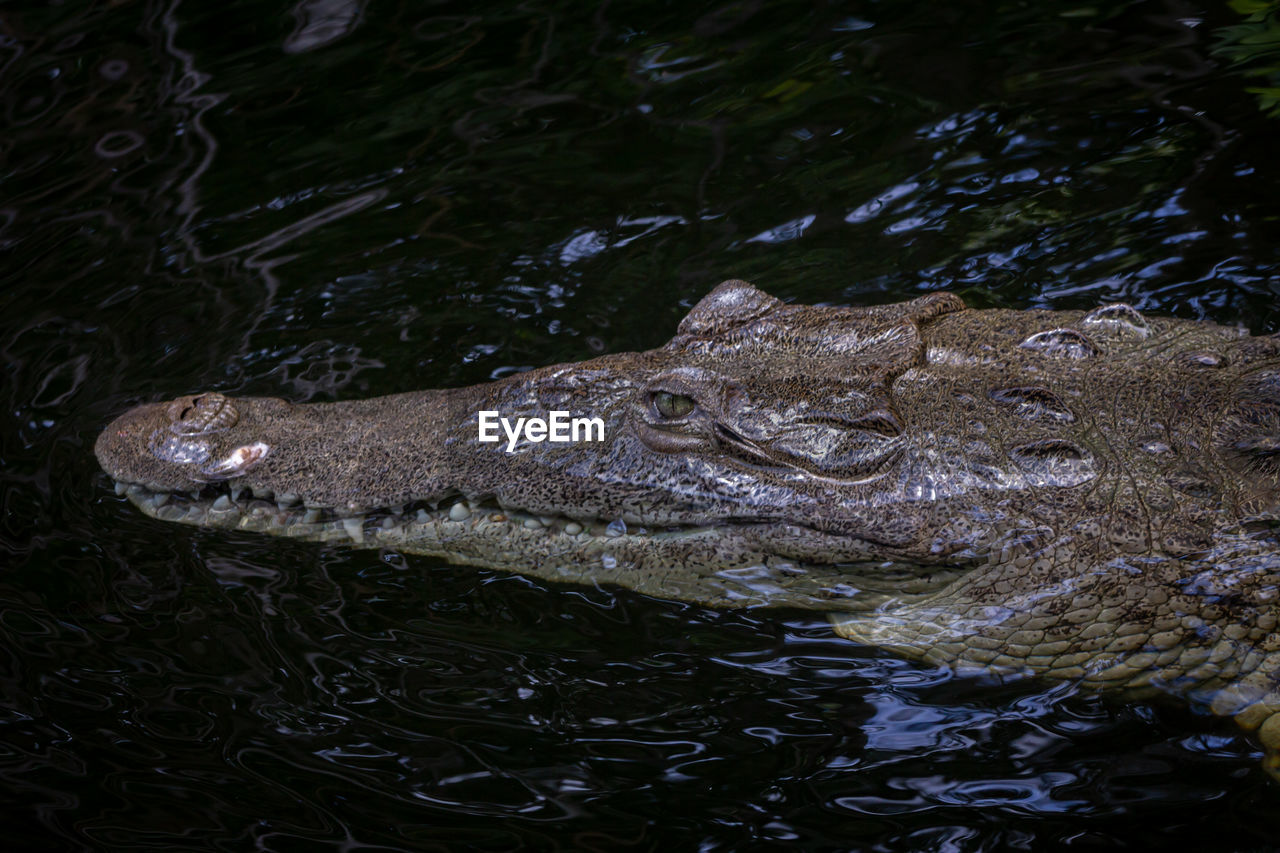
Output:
[1216, 0, 1280, 116]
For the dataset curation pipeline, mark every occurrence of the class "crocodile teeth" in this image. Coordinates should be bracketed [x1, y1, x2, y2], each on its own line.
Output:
[107, 480, 658, 549]
[157, 504, 186, 521]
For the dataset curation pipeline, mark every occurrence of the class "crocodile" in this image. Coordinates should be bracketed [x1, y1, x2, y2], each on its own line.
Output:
[95, 280, 1280, 773]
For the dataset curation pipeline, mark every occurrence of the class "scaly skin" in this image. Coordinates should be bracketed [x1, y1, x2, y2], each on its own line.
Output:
[95, 281, 1280, 773]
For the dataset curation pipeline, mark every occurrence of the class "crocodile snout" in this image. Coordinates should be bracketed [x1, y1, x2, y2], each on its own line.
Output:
[96, 391, 267, 490]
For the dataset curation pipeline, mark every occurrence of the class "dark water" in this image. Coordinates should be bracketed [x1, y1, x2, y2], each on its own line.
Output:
[4, 0, 1280, 848]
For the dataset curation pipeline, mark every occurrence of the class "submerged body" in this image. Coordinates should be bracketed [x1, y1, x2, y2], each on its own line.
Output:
[96, 281, 1280, 771]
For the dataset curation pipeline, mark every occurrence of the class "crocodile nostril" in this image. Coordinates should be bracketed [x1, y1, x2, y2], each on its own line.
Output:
[167, 392, 239, 436]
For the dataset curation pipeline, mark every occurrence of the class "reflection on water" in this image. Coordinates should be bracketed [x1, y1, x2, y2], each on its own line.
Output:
[4, 0, 1280, 848]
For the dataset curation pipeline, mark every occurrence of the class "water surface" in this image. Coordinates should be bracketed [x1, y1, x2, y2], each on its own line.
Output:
[4, 0, 1280, 848]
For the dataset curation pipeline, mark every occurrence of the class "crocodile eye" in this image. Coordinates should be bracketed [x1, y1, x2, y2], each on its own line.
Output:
[653, 391, 696, 419]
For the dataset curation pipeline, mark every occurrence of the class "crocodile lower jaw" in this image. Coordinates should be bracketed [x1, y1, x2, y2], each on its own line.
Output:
[108, 477, 716, 546]
[105, 477, 968, 610]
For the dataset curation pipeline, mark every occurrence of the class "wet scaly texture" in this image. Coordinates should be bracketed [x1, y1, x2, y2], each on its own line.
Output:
[97, 280, 1280, 772]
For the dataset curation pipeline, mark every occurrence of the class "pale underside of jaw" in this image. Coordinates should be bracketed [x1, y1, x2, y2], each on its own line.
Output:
[113, 476, 716, 546]
[108, 477, 967, 610]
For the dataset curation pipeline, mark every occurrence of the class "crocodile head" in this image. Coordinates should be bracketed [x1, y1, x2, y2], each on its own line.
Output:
[96, 280, 1278, 612]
